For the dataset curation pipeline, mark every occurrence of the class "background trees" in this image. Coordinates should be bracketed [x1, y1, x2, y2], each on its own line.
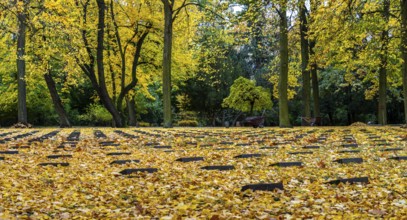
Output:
[0, 0, 406, 127]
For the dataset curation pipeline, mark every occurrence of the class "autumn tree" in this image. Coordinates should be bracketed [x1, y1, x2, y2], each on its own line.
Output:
[222, 76, 272, 115]
[276, 0, 291, 127]
[401, 0, 407, 124]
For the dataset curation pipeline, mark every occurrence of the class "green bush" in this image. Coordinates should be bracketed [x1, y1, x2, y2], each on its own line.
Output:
[138, 121, 150, 127]
[178, 120, 198, 127]
[78, 104, 112, 126]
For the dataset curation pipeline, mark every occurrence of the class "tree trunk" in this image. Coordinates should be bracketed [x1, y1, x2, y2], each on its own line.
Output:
[378, 0, 390, 125]
[401, 0, 407, 124]
[127, 97, 137, 126]
[162, 0, 173, 128]
[17, 0, 28, 125]
[278, 2, 291, 128]
[309, 41, 320, 118]
[300, 1, 311, 118]
[249, 101, 255, 116]
[44, 72, 71, 128]
[96, 0, 123, 127]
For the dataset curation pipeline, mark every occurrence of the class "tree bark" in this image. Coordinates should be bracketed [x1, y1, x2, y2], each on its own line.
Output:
[309, 0, 320, 118]
[300, 1, 311, 118]
[278, 1, 291, 127]
[127, 97, 137, 126]
[162, 0, 174, 128]
[95, 0, 123, 127]
[44, 71, 71, 128]
[401, 0, 407, 124]
[378, 0, 390, 125]
[17, 0, 28, 125]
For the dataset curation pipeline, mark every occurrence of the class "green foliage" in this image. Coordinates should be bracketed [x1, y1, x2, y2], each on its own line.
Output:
[177, 120, 199, 127]
[78, 104, 113, 126]
[222, 77, 272, 114]
[138, 121, 150, 127]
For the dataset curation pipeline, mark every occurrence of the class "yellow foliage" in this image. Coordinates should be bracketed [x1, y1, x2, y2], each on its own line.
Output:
[0, 127, 406, 218]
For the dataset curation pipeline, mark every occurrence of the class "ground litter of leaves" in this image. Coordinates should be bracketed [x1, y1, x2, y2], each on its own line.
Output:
[0, 127, 406, 219]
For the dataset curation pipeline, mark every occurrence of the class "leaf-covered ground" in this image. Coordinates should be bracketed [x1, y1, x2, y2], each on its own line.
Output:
[0, 127, 406, 219]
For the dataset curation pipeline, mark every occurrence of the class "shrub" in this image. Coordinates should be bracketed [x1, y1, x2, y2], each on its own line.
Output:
[138, 121, 150, 127]
[78, 104, 112, 126]
[178, 120, 198, 127]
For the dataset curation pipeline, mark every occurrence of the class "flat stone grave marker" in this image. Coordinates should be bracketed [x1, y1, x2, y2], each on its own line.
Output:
[0, 157, 4, 160]
[29, 131, 60, 143]
[176, 157, 204, 162]
[107, 152, 131, 156]
[11, 145, 29, 149]
[0, 151, 19, 155]
[342, 144, 358, 148]
[219, 141, 234, 145]
[380, 148, 403, 151]
[271, 162, 303, 167]
[338, 150, 361, 153]
[145, 142, 159, 146]
[388, 156, 407, 161]
[119, 168, 158, 175]
[334, 158, 363, 164]
[236, 143, 250, 146]
[111, 159, 140, 165]
[164, 150, 176, 153]
[215, 148, 233, 151]
[47, 155, 73, 159]
[260, 146, 279, 150]
[39, 162, 69, 167]
[234, 153, 263, 158]
[94, 130, 107, 139]
[114, 130, 138, 139]
[100, 141, 120, 147]
[303, 145, 320, 149]
[288, 151, 313, 155]
[199, 144, 213, 148]
[327, 177, 369, 185]
[201, 165, 235, 171]
[67, 131, 80, 141]
[241, 182, 284, 192]
[0, 132, 15, 137]
[154, 145, 172, 149]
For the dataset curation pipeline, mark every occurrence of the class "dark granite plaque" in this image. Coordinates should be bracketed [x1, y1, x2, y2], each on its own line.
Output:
[234, 154, 263, 158]
[201, 165, 235, 171]
[0, 151, 19, 155]
[241, 182, 284, 192]
[271, 162, 303, 167]
[39, 162, 69, 167]
[327, 177, 368, 185]
[47, 155, 73, 159]
[119, 168, 158, 174]
[107, 152, 131, 156]
[334, 158, 363, 164]
[110, 159, 140, 165]
[176, 157, 204, 162]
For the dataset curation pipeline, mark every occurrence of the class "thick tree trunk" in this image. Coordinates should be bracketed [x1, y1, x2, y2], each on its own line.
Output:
[127, 97, 137, 126]
[162, 0, 173, 128]
[96, 0, 123, 127]
[309, 41, 320, 118]
[17, 0, 28, 125]
[278, 2, 291, 128]
[300, 1, 311, 118]
[378, 0, 390, 125]
[44, 72, 71, 128]
[401, 0, 407, 124]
